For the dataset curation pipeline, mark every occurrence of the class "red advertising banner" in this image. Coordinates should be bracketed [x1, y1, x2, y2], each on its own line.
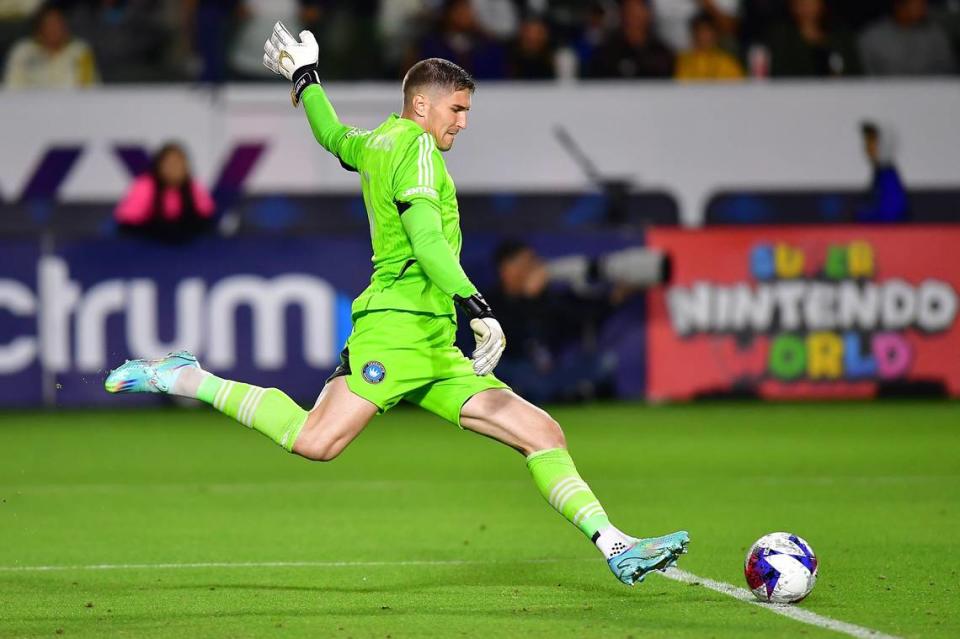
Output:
[647, 226, 960, 400]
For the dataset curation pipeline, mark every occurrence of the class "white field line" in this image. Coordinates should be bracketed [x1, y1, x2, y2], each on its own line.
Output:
[659, 567, 901, 639]
[0, 559, 900, 638]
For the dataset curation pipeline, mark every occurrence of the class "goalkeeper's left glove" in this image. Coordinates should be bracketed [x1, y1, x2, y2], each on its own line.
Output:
[455, 294, 506, 376]
[262, 21, 320, 107]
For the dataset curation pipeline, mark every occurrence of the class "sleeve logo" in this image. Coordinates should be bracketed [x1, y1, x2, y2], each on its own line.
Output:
[401, 186, 438, 198]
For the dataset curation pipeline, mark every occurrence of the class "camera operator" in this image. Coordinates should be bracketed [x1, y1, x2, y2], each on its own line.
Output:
[485, 240, 667, 403]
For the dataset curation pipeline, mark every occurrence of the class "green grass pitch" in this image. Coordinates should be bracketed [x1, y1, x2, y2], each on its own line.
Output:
[1, 401, 957, 638]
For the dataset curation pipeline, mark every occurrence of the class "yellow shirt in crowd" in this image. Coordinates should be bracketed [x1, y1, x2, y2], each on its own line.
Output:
[675, 49, 745, 81]
[3, 38, 100, 89]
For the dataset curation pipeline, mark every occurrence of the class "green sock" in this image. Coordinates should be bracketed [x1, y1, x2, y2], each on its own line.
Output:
[196, 376, 307, 452]
[526, 448, 611, 538]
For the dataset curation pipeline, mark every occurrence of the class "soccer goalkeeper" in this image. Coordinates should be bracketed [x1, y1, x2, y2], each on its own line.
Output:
[105, 22, 688, 586]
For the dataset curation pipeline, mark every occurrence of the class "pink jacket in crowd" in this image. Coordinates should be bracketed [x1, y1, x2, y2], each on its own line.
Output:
[115, 175, 216, 224]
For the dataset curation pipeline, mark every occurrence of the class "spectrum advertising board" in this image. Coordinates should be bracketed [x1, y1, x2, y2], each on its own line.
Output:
[0, 237, 372, 407]
[647, 226, 960, 400]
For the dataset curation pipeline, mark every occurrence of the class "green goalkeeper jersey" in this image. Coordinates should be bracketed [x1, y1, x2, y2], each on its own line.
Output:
[302, 84, 478, 319]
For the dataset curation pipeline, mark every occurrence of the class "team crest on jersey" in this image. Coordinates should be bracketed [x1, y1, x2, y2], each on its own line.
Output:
[362, 361, 386, 384]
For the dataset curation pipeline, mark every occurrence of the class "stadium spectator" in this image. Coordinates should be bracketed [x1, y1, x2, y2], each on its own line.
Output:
[3, 3, 100, 89]
[931, 1, 960, 63]
[0, 0, 42, 64]
[379, 0, 516, 78]
[506, 13, 555, 79]
[115, 142, 216, 243]
[570, 2, 612, 72]
[587, 0, 675, 78]
[485, 241, 622, 404]
[856, 121, 909, 222]
[859, 0, 956, 76]
[377, 0, 430, 76]
[738, 0, 788, 48]
[230, 0, 300, 80]
[302, 1, 382, 80]
[416, 0, 507, 79]
[655, 0, 740, 53]
[184, 0, 241, 83]
[764, 0, 862, 77]
[68, 0, 179, 83]
[469, 0, 519, 39]
[828, 2, 888, 33]
[675, 11, 745, 80]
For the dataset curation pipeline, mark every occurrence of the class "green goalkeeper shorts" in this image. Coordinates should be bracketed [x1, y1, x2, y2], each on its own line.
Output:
[328, 309, 509, 427]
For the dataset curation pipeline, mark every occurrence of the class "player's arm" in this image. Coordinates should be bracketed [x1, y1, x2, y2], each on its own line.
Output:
[262, 22, 365, 170]
[400, 203, 475, 300]
[394, 136, 505, 375]
[400, 202, 505, 376]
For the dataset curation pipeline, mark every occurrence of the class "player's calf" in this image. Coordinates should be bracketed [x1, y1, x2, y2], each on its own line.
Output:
[460, 390, 690, 586]
[528, 446, 691, 586]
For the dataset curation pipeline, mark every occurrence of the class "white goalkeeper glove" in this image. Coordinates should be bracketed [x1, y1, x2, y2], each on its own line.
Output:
[262, 21, 320, 106]
[456, 294, 506, 376]
[470, 317, 506, 376]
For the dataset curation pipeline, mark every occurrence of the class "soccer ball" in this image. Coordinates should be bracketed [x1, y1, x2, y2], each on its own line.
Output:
[744, 532, 818, 603]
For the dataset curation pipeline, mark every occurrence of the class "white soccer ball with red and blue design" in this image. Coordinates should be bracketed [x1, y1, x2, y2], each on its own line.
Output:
[744, 532, 818, 603]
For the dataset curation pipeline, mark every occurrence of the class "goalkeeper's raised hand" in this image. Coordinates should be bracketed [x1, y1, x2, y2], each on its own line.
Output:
[262, 21, 319, 106]
[456, 294, 506, 376]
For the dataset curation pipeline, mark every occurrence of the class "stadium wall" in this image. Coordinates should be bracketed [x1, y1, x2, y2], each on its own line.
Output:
[0, 232, 643, 407]
[1, 81, 958, 226]
[2, 226, 959, 407]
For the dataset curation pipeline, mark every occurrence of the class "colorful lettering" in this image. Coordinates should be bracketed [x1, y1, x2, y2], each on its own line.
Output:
[872, 332, 911, 379]
[769, 334, 806, 380]
[824, 245, 847, 280]
[806, 332, 843, 379]
[750, 244, 775, 281]
[775, 243, 804, 279]
[848, 241, 874, 278]
[842, 332, 877, 378]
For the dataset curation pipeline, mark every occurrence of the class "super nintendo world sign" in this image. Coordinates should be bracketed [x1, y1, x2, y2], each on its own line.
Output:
[646, 226, 960, 400]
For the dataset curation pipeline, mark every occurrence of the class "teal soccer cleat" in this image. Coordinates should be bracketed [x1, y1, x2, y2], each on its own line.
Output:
[608, 530, 690, 586]
[104, 350, 199, 394]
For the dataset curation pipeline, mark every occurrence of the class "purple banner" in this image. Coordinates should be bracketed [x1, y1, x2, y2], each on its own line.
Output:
[0, 237, 372, 406]
[0, 241, 43, 406]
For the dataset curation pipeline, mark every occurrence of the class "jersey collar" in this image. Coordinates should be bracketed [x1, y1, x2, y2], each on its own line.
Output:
[391, 113, 428, 134]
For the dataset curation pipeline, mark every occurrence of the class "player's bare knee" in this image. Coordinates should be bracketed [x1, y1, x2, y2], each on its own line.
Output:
[294, 432, 344, 462]
[292, 410, 343, 461]
[524, 414, 566, 454]
[542, 415, 567, 449]
[307, 440, 344, 462]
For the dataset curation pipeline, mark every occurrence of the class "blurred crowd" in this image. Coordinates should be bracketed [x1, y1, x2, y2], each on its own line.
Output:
[2, 0, 959, 88]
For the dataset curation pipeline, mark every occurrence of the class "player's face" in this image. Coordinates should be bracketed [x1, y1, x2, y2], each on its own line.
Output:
[428, 89, 471, 152]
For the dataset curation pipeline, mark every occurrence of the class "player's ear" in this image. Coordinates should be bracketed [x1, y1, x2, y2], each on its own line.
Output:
[413, 93, 428, 119]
